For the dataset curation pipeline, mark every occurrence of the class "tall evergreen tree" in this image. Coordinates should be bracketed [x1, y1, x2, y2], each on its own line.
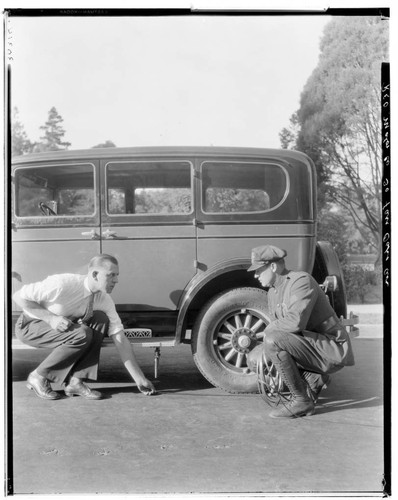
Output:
[280, 17, 389, 264]
[11, 107, 33, 156]
[34, 107, 71, 152]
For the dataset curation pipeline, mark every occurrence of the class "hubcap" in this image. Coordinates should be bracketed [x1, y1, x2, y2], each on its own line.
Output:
[231, 327, 257, 353]
[238, 335, 251, 349]
[213, 308, 269, 371]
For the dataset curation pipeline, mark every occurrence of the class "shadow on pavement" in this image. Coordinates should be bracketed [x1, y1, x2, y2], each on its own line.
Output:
[314, 395, 382, 414]
[11, 338, 383, 407]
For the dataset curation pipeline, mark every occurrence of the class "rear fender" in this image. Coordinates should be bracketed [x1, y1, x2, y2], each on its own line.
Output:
[175, 258, 253, 343]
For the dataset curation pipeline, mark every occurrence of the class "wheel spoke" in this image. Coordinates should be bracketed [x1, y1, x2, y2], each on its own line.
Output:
[235, 352, 244, 368]
[251, 319, 265, 333]
[217, 332, 232, 341]
[223, 320, 236, 334]
[256, 330, 267, 339]
[224, 348, 236, 361]
[234, 314, 243, 329]
[244, 313, 253, 329]
[218, 342, 233, 351]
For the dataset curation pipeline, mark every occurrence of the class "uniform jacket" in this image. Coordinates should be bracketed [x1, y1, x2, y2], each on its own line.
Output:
[266, 270, 355, 367]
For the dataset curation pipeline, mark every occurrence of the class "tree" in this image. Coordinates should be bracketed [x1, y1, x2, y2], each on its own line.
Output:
[280, 17, 388, 264]
[11, 107, 34, 156]
[92, 140, 116, 148]
[317, 207, 350, 266]
[34, 107, 71, 152]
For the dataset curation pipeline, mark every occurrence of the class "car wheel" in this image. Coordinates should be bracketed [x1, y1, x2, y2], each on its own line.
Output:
[191, 287, 271, 394]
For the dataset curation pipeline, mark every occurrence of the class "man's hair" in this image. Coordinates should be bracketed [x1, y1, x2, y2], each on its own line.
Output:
[88, 254, 119, 270]
[275, 258, 286, 269]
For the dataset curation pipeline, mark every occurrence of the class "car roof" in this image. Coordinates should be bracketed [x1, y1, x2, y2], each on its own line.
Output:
[12, 146, 311, 165]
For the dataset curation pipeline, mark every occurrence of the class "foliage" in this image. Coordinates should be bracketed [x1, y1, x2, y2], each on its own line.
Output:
[342, 263, 381, 304]
[92, 140, 116, 148]
[317, 207, 350, 265]
[11, 107, 34, 156]
[34, 107, 71, 152]
[205, 188, 269, 213]
[135, 188, 191, 214]
[108, 188, 192, 214]
[57, 189, 94, 215]
[280, 17, 389, 264]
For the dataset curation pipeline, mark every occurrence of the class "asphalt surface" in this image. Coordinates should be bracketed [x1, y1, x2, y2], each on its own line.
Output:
[8, 317, 385, 497]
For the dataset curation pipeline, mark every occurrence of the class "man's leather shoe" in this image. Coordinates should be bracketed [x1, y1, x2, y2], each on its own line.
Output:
[64, 381, 102, 400]
[27, 372, 61, 400]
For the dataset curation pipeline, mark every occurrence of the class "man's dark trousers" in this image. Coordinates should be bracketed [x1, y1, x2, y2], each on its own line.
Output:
[15, 311, 109, 384]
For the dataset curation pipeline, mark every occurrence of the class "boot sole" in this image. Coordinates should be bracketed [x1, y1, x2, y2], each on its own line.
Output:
[269, 406, 315, 418]
[64, 390, 102, 400]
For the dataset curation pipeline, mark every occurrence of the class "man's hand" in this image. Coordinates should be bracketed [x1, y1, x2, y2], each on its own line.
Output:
[49, 315, 73, 332]
[136, 377, 156, 396]
[111, 332, 157, 395]
[12, 292, 74, 333]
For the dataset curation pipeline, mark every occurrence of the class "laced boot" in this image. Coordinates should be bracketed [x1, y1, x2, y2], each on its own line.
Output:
[268, 351, 315, 419]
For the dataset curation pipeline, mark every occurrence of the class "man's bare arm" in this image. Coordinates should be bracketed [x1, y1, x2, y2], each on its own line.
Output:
[12, 290, 72, 332]
[111, 331, 156, 395]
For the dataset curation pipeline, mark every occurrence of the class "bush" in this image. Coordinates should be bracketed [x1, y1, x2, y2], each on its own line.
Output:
[342, 264, 381, 304]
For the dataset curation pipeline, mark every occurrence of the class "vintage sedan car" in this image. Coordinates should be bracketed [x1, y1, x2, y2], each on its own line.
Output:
[11, 146, 358, 392]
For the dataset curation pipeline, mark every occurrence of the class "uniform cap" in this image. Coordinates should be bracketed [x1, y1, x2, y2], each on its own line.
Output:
[247, 245, 287, 272]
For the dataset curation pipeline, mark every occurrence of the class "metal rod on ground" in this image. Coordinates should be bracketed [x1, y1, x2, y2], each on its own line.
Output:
[154, 347, 161, 379]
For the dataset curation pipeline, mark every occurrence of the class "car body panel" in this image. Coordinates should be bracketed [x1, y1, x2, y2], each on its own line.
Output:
[11, 146, 318, 337]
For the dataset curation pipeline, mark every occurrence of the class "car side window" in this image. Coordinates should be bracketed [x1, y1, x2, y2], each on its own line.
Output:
[106, 161, 193, 215]
[201, 161, 288, 214]
[14, 164, 95, 218]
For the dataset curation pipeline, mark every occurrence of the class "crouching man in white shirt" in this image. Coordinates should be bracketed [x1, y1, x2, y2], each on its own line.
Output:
[13, 254, 156, 400]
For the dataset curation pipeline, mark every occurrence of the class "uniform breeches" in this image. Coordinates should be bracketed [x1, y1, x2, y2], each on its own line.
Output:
[15, 311, 109, 384]
[248, 329, 349, 376]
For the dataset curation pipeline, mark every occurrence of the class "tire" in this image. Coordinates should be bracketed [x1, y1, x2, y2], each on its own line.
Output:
[312, 241, 347, 319]
[191, 287, 271, 394]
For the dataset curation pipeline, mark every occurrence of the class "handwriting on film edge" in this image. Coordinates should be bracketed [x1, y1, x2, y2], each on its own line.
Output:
[60, 10, 107, 15]
[7, 23, 13, 61]
[382, 197, 390, 286]
[382, 84, 390, 287]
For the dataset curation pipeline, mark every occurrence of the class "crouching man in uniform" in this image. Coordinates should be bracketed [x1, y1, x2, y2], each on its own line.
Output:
[246, 245, 354, 419]
[13, 254, 156, 400]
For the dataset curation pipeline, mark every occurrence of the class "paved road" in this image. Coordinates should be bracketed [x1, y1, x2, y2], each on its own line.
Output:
[9, 334, 385, 496]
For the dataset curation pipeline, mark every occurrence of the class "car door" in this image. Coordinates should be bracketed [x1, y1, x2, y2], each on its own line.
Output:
[195, 155, 316, 272]
[196, 157, 294, 268]
[11, 160, 101, 312]
[100, 157, 197, 310]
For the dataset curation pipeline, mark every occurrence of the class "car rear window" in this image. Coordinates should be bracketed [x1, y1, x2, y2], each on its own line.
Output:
[201, 161, 288, 214]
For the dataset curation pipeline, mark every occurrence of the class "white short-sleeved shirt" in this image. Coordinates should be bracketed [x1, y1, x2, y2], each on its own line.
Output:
[18, 274, 124, 336]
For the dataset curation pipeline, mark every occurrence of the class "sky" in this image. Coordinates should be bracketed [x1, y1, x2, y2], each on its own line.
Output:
[8, 13, 331, 150]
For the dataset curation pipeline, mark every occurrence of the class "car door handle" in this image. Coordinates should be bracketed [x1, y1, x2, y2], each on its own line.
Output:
[102, 229, 117, 239]
[81, 230, 100, 240]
